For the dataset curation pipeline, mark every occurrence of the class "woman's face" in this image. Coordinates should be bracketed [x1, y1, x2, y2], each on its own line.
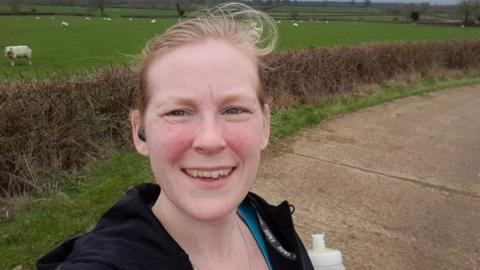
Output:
[132, 39, 270, 221]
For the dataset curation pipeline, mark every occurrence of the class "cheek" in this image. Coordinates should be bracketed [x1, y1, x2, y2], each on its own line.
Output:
[150, 127, 194, 163]
[225, 122, 263, 156]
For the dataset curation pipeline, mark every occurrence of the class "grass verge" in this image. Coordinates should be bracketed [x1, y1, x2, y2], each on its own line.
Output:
[2, 74, 480, 270]
[270, 74, 480, 141]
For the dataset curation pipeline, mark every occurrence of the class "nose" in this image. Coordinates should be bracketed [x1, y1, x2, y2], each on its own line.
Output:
[192, 115, 227, 155]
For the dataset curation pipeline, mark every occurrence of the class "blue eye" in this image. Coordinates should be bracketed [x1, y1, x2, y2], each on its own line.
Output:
[223, 107, 245, 115]
[166, 110, 190, 117]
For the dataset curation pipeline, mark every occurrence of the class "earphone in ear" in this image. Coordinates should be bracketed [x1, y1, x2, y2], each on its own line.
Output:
[138, 126, 146, 142]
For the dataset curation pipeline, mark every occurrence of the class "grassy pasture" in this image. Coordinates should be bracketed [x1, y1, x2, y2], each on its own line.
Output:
[0, 16, 176, 79]
[1, 14, 480, 80]
[278, 21, 480, 49]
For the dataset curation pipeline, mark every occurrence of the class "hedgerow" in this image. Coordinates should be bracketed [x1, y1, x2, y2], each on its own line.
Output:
[1, 40, 480, 196]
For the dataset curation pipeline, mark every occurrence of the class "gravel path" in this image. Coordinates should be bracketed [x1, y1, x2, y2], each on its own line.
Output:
[253, 86, 480, 270]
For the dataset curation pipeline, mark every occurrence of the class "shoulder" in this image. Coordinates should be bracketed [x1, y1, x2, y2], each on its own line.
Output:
[37, 183, 189, 270]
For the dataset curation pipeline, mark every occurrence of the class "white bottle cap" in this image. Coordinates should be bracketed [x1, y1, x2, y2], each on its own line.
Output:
[308, 233, 344, 267]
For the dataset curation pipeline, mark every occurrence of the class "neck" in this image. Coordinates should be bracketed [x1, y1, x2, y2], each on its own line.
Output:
[151, 192, 243, 261]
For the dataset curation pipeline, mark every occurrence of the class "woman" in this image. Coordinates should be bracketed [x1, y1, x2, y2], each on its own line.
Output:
[37, 3, 314, 270]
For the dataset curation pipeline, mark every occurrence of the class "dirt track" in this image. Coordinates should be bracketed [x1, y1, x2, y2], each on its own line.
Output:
[253, 86, 480, 270]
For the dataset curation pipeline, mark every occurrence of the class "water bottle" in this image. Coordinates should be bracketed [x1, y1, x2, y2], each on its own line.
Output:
[308, 233, 346, 270]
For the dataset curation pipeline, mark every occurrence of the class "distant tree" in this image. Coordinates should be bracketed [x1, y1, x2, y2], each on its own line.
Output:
[9, 0, 20, 12]
[363, 0, 372, 8]
[290, 7, 299, 19]
[265, 0, 274, 8]
[410, 11, 420, 22]
[176, 2, 185, 17]
[90, 0, 106, 17]
[458, 0, 480, 25]
[419, 2, 430, 13]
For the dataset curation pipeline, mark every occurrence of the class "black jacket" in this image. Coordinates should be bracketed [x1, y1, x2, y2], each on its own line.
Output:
[37, 183, 314, 270]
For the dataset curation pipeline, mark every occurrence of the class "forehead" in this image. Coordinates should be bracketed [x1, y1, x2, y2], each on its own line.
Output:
[146, 39, 259, 100]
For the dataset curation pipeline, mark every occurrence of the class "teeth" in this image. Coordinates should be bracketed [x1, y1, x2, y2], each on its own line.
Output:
[185, 168, 233, 179]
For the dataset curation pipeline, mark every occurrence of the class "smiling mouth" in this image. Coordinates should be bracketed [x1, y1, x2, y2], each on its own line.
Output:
[182, 167, 235, 180]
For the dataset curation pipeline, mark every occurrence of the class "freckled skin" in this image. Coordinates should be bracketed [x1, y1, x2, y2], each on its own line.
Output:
[133, 39, 270, 222]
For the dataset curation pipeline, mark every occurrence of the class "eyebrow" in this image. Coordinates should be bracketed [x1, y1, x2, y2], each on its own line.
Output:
[220, 94, 258, 106]
[154, 97, 196, 108]
[154, 93, 258, 108]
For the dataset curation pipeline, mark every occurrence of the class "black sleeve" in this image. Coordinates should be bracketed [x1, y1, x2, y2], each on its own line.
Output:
[51, 262, 116, 270]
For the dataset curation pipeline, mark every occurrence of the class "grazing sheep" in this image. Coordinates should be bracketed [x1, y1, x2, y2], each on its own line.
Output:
[293, 22, 299, 27]
[129, 18, 133, 21]
[85, 17, 90, 20]
[4, 45, 32, 66]
[151, 19, 156, 23]
[277, 20, 281, 24]
[36, 16, 40, 20]
[61, 21, 69, 28]
[106, 18, 112, 21]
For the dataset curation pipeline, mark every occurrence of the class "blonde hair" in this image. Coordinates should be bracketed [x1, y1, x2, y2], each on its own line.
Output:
[134, 2, 277, 121]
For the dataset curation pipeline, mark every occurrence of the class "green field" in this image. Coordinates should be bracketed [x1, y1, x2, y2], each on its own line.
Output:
[1, 12, 480, 80]
[0, 16, 176, 79]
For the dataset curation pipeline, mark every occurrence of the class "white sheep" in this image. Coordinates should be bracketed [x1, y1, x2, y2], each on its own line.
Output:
[85, 17, 90, 20]
[106, 18, 112, 21]
[150, 19, 156, 23]
[61, 21, 69, 28]
[4, 45, 32, 66]
[293, 22, 299, 27]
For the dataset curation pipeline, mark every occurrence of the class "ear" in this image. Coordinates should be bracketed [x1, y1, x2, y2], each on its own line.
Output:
[261, 104, 271, 150]
[130, 110, 149, 157]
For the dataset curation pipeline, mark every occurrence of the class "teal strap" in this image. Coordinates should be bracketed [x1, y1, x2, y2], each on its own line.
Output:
[238, 203, 273, 270]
